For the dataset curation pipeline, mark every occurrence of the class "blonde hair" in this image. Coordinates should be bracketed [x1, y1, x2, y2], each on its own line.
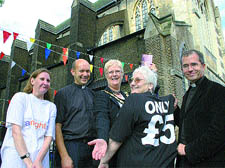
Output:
[104, 59, 124, 77]
[23, 68, 52, 101]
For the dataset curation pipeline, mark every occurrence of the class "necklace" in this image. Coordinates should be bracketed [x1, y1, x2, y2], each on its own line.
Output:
[112, 90, 121, 95]
[103, 90, 125, 104]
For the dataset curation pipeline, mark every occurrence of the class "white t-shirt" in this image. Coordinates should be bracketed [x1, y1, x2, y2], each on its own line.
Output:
[1, 92, 56, 168]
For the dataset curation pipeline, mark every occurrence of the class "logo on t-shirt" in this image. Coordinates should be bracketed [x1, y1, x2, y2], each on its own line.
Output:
[24, 120, 47, 129]
[142, 100, 176, 146]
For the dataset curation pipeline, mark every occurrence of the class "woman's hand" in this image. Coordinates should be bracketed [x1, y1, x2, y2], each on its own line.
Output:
[32, 160, 43, 168]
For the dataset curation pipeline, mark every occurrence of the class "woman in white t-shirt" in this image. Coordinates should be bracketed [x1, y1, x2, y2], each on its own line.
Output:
[1, 68, 57, 168]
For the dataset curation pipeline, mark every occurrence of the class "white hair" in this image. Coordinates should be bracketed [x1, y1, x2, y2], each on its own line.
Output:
[132, 66, 157, 91]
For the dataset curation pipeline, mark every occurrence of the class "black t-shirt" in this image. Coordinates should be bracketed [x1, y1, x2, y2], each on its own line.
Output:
[55, 83, 95, 140]
[110, 92, 177, 167]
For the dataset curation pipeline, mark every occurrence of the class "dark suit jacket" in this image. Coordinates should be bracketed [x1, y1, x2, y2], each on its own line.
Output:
[174, 77, 225, 167]
[94, 86, 128, 142]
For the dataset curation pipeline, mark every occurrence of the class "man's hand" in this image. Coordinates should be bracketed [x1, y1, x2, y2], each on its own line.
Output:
[88, 139, 107, 160]
[61, 156, 74, 168]
[177, 143, 186, 156]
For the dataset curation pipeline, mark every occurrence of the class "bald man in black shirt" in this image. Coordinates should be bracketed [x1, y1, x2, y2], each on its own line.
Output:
[55, 59, 95, 168]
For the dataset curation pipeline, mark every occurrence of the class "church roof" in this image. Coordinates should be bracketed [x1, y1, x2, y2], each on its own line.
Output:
[92, 0, 115, 10]
[55, 18, 70, 33]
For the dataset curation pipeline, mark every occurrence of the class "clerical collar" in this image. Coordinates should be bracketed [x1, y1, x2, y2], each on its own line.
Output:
[190, 83, 196, 87]
[73, 83, 86, 89]
[190, 76, 205, 88]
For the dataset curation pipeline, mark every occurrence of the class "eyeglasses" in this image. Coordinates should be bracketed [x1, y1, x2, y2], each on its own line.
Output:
[129, 77, 145, 84]
[107, 70, 122, 75]
[182, 63, 201, 70]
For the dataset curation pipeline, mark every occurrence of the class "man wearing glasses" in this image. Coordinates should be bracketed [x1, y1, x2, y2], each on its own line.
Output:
[175, 49, 225, 167]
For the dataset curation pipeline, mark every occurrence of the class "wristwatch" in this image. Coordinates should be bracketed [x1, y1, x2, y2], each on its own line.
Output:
[20, 152, 30, 160]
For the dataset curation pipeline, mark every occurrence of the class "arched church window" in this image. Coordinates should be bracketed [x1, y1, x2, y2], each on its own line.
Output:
[109, 27, 113, 42]
[135, 6, 141, 31]
[103, 31, 107, 44]
[98, 25, 121, 46]
[142, 0, 148, 28]
[134, 0, 151, 31]
[150, 0, 156, 15]
[203, 1, 209, 21]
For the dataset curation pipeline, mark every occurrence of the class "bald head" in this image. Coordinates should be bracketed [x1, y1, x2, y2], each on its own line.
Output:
[71, 59, 89, 70]
[71, 59, 91, 85]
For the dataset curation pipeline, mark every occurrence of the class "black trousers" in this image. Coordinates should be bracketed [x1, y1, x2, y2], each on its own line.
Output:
[55, 139, 99, 168]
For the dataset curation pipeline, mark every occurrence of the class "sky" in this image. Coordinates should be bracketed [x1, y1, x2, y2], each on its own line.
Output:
[0, 0, 224, 56]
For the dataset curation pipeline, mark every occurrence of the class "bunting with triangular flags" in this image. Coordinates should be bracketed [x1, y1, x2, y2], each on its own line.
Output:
[26, 38, 35, 51]
[100, 57, 104, 64]
[22, 69, 26, 76]
[122, 62, 125, 68]
[54, 90, 57, 96]
[26, 41, 33, 51]
[63, 56, 67, 65]
[30, 38, 35, 43]
[76, 51, 80, 59]
[62, 48, 68, 65]
[0, 52, 5, 60]
[63, 48, 68, 55]
[129, 64, 133, 70]
[13, 32, 19, 40]
[125, 75, 128, 82]
[11, 61, 16, 69]
[90, 64, 93, 73]
[0, 27, 143, 79]
[99, 67, 103, 76]
[45, 48, 51, 60]
[3, 30, 11, 43]
[46, 43, 51, 49]
[89, 55, 93, 62]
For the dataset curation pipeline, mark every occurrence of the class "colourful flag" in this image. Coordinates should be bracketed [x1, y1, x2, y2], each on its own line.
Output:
[45, 48, 51, 60]
[22, 69, 26, 76]
[100, 57, 104, 64]
[13, 32, 19, 40]
[63, 48, 68, 55]
[122, 62, 125, 68]
[27, 41, 33, 51]
[3, 31, 11, 43]
[54, 90, 57, 96]
[63, 55, 68, 65]
[11, 61, 16, 68]
[46, 43, 52, 49]
[0, 52, 5, 60]
[99, 67, 103, 76]
[90, 64, 93, 72]
[76, 51, 80, 59]
[30, 38, 35, 43]
[129, 64, 133, 70]
[89, 55, 93, 62]
[125, 75, 128, 81]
